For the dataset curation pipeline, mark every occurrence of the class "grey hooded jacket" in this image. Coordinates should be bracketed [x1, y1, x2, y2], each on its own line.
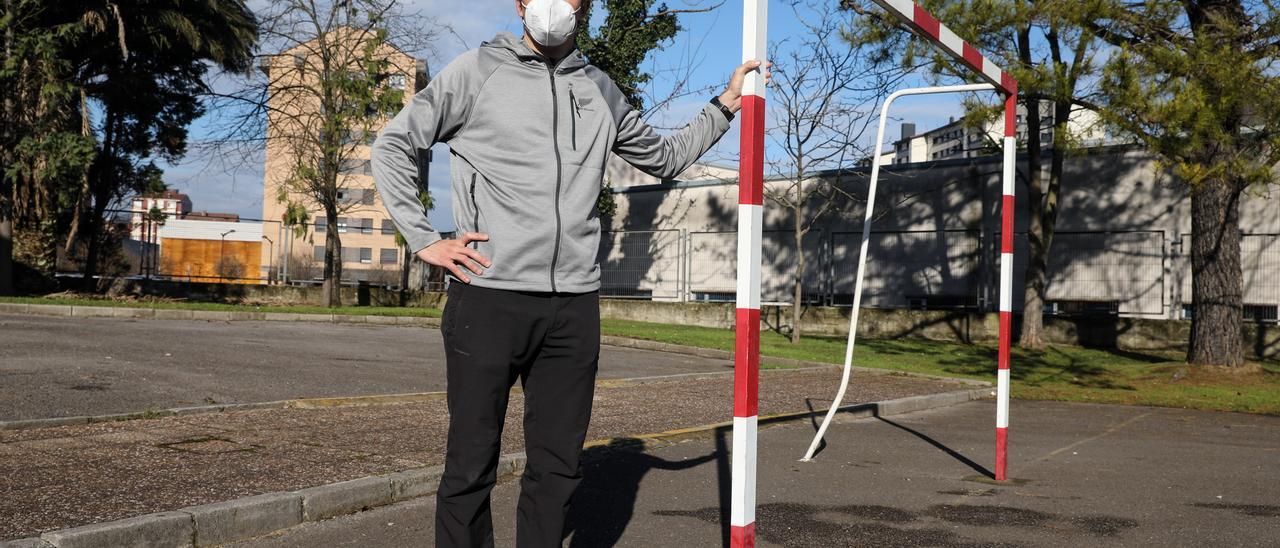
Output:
[372, 32, 730, 293]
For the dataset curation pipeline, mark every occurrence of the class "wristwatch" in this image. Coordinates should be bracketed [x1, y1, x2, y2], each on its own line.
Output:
[710, 95, 735, 122]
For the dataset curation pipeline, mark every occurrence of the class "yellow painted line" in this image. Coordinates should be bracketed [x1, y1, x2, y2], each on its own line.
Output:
[287, 392, 451, 408]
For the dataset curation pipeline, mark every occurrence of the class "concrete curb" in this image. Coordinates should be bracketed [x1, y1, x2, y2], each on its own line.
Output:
[0, 302, 441, 328]
[0, 454, 528, 548]
[1, 388, 985, 547]
[0, 401, 292, 431]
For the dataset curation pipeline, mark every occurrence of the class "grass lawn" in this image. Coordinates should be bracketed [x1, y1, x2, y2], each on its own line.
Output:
[600, 318, 1280, 415]
[0, 295, 442, 318]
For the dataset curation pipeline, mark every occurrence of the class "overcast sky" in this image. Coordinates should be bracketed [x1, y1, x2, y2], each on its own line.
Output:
[159, 0, 970, 232]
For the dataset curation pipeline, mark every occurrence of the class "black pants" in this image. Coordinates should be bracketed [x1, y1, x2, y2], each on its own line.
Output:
[436, 282, 600, 548]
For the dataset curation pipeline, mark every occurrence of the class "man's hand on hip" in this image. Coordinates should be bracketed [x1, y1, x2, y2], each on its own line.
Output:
[416, 232, 492, 284]
[718, 60, 774, 113]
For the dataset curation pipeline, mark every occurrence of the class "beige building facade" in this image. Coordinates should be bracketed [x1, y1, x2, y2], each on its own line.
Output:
[259, 32, 428, 285]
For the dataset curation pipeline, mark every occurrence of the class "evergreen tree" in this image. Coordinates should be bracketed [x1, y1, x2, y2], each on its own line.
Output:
[1086, 0, 1280, 366]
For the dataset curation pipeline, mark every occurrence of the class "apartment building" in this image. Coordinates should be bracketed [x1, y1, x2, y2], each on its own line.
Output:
[259, 31, 428, 284]
[129, 190, 192, 241]
[888, 101, 1108, 165]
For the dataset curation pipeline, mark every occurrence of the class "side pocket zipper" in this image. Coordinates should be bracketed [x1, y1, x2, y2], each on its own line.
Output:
[469, 173, 479, 249]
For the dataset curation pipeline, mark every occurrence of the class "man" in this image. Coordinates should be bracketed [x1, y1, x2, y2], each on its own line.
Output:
[372, 0, 768, 545]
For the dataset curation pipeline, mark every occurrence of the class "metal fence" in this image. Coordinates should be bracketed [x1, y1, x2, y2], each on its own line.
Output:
[597, 229, 683, 299]
[590, 227, 1278, 321]
[1001, 230, 1167, 316]
[1240, 234, 1280, 308]
[66, 210, 1280, 319]
[687, 230, 825, 304]
[829, 230, 982, 309]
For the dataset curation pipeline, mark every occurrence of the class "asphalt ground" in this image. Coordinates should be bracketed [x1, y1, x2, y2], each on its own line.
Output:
[0, 313, 737, 421]
[233, 400, 1280, 547]
[0, 368, 967, 540]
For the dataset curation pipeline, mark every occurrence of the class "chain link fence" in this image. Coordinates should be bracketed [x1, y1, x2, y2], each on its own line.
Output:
[597, 229, 683, 300]
[686, 230, 825, 304]
[829, 230, 982, 309]
[66, 209, 1278, 320]
[1242, 234, 1280, 309]
[1000, 230, 1167, 316]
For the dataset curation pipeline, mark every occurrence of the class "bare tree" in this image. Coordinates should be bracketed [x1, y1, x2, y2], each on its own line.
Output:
[765, 1, 900, 343]
[210, 0, 439, 306]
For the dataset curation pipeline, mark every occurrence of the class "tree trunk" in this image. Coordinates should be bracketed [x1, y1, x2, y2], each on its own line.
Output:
[1187, 176, 1244, 367]
[0, 210, 12, 296]
[399, 245, 411, 306]
[82, 104, 118, 292]
[1, 0, 14, 296]
[1020, 103, 1069, 350]
[1015, 26, 1048, 350]
[80, 188, 111, 291]
[791, 224, 804, 344]
[322, 208, 342, 307]
[1018, 117, 1047, 349]
[80, 206, 102, 290]
[790, 178, 804, 344]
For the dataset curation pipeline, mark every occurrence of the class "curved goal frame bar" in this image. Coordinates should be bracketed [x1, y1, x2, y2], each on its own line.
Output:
[799, 83, 997, 464]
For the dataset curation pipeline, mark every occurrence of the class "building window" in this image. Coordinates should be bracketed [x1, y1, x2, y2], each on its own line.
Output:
[314, 246, 325, 262]
[387, 73, 407, 90]
[360, 247, 372, 264]
[336, 217, 348, 233]
[1244, 304, 1279, 323]
[315, 217, 327, 232]
[381, 219, 396, 235]
[361, 218, 373, 234]
[380, 248, 398, 264]
[341, 247, 359, 263]
[339, 158, 372, 175]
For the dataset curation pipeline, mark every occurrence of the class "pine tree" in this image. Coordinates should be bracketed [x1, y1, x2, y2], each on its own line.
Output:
[1085, 0, 1280, 367]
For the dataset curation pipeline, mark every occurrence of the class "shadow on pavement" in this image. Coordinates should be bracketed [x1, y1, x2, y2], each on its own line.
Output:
[563, 437, 718, 547]
[874, 414, 995, 479]
[561, 417, 1141, 547]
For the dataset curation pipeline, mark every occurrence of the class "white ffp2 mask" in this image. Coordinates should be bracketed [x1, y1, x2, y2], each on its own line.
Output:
[522, 0, 580, 47]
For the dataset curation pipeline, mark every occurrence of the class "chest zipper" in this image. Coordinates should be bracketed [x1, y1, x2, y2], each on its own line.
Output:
[569, 85, 577, 151]
[468, 173, 479, 250]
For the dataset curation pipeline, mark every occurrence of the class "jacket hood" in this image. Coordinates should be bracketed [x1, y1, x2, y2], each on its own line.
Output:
[481, 31, 587, 71]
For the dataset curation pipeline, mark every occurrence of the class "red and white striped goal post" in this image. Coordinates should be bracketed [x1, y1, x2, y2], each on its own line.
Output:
[731, 2, 1018, 545]
[868, 0, 1019, 481]
[733, 0, 767, 544]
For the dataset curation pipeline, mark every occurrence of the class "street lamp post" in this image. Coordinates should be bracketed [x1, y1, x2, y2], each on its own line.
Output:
[262, 235, 274, 284]
[219, 229, 236, 282]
